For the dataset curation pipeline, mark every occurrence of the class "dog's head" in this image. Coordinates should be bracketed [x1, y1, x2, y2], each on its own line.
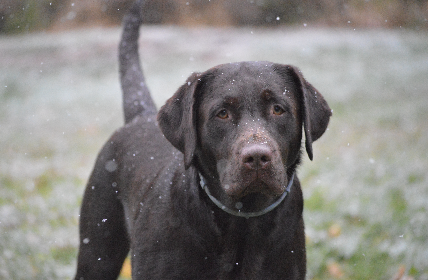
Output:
[158, 62, 331, 212]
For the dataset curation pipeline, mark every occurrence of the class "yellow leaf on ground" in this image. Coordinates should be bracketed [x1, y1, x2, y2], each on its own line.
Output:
[120, 257, 132, 279]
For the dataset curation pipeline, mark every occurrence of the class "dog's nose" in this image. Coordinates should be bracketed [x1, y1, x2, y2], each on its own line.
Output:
[241, 144, 272, 170]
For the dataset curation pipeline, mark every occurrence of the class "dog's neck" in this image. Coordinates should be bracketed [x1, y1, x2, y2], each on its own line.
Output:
[198, 172, 295, 219]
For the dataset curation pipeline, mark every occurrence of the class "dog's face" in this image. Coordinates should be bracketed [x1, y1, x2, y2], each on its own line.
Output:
[195, 63, 303, 211]
[158, 61, 331, 212]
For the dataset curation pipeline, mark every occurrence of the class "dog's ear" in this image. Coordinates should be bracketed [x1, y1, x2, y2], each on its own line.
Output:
[274, 65, 332, 160]
[157, 72, 201, 169]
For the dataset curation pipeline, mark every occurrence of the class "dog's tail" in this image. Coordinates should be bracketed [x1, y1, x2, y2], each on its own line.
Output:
[119, 0, 157, 124]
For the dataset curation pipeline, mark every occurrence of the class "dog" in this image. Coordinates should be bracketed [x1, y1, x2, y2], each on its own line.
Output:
[74, 1, 331, 279]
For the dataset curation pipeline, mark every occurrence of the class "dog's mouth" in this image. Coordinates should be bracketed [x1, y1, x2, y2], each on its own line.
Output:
[225, 179, 285, 199]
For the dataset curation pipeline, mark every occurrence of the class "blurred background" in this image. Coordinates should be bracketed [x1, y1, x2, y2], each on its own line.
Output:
[1, 0, 428, 33]
[0, 0, 427, 279]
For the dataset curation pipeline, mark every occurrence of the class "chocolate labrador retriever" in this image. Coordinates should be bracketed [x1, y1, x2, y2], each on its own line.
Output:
[75, 1, 331, 279]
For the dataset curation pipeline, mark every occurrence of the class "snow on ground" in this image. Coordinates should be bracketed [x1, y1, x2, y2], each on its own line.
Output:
[0, 26, 427, 279]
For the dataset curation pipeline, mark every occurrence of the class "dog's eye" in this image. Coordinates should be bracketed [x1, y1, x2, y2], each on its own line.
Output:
[217, 109, 229, 119]
[272, 105, 285, 115]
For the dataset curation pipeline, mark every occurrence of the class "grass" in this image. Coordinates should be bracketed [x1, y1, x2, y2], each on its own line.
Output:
[0, 26, 427, 279]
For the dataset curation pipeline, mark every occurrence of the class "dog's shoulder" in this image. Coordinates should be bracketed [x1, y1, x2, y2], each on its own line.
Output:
[95, 114, 177, 184]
